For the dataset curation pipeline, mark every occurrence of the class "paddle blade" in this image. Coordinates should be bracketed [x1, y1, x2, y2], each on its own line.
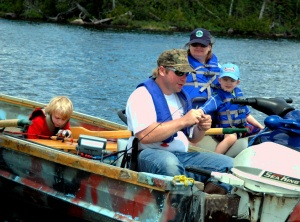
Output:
[0, 119, 31, 127]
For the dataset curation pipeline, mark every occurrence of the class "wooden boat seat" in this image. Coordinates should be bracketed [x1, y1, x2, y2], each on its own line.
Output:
[28, 139, 118, 152]
[26, 127, 131, 154]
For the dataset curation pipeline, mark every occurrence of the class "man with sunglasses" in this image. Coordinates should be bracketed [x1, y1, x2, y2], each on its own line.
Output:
[125, 49, 233, 194]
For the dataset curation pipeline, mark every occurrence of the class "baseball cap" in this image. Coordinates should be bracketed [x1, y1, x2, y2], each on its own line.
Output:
[189, 28, 212, 46]
[157, 49, 194, 72]
[220, 63, 240, 80]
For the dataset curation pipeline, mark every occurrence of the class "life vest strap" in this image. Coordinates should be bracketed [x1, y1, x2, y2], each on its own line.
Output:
[191, 72, 199, 87]
[218, 109, 246, 116]
[219, 119, 246, 126]
[195, 71, 220, 76]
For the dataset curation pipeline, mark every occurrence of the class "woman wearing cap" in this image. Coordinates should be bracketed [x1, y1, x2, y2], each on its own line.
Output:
[184, 28, 251, 157]
[183, 28, 221, 109]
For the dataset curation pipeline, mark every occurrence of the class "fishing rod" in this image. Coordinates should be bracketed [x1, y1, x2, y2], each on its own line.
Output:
[112, 104, 193, 166]
[109, 106, 250, 166]
[2, 130, 74, 141]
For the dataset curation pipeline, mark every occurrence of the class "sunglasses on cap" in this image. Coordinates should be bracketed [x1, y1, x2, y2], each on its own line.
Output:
[165, 67, 190, 77]
[190, 43, 208, 48]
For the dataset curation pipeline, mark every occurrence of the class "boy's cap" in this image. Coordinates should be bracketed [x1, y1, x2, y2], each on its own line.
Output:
[157, 49, 194, 72]
[189, 28, 212, 46]
[220, 63, 240, 80]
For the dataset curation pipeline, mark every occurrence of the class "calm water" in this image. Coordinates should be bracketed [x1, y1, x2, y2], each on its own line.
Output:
[1, 19, 300, 126]
[1, 18, 300, 220]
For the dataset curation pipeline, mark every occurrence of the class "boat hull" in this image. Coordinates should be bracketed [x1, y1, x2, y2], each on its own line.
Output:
[0, 94, 240, 221]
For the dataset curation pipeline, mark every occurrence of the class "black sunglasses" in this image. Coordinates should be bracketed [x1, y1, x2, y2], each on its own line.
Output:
[190, 43, 208, 48]
[165, 67, 190, 77]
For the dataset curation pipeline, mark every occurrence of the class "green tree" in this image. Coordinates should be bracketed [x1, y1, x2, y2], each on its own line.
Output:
[1, 0, 300, 38]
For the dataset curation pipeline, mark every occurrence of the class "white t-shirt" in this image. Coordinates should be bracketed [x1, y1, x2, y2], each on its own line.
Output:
[126, 86, 189, 152]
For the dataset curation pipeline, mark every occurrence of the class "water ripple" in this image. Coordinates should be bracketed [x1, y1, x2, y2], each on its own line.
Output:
[1, 19, 300, 125]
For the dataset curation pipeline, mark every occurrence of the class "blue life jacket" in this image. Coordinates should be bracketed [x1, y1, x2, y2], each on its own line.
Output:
[215, 88, 247, 128]
[184, 54, 221, 108]
[138, 78, 192, 143]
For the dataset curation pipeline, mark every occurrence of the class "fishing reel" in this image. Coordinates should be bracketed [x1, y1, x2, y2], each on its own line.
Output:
[56, 129, 72, 138]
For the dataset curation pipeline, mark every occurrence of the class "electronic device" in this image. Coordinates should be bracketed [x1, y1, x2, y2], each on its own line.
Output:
[76, 135, 107, 157]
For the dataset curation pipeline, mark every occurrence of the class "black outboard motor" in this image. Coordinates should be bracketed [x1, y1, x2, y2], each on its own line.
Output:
[231, 97, 294, 117]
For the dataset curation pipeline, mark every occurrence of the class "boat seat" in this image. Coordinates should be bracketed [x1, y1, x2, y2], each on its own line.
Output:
[117, 109, 127, 125]
[28, 139, 118, 153]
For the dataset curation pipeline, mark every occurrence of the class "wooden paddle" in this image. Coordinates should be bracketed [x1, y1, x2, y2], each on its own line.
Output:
[0, 119, 31, 127]
[205, 127, 249, 135]
[0, 119, 248, 138]
[70, 126, 248, 139]
[70, 126, 132, 139]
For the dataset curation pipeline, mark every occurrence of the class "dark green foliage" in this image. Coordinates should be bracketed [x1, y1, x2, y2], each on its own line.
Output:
[40, 0, 56, 16]
[0, 0, 300, 38]
[231, 16, 270, 35]
[0, 1, 17, 12]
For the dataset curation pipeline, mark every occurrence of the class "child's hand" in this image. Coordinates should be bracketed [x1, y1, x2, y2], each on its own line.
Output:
[57, 129, 72, 138]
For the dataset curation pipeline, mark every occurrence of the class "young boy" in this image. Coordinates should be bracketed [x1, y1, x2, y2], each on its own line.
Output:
[27, 96, 73, 139]
[200, 63, 264, 154]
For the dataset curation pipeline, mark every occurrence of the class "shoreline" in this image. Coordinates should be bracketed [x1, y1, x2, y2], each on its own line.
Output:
[1, 15, 299, 41]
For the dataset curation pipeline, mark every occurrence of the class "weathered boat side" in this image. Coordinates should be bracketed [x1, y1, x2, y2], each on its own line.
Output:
[0, 134, 205, 221]
[0, 94, 241, 221]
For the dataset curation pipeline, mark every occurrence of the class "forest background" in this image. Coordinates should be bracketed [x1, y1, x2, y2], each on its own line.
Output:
[1, 0, 300, 39]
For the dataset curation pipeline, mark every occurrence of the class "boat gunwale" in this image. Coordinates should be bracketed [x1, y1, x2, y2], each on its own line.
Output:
[0, 134, 183, 192]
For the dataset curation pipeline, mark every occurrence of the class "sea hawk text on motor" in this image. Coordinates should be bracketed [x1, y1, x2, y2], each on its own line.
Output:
[262, 171, 300, 186]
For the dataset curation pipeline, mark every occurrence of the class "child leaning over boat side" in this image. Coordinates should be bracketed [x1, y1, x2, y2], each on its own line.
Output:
[199, 63, 264, 154]
[26, 96, 73, 139]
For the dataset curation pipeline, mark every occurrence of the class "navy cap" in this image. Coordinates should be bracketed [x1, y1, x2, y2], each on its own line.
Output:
[189, 28, 212, 46]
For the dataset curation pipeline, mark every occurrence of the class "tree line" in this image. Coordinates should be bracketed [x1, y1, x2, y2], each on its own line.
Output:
[1, 0, 300, 38]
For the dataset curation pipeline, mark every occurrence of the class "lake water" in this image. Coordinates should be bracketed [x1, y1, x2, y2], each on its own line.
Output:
[2, 18, 300, 126]
[1, 18, 300, 221]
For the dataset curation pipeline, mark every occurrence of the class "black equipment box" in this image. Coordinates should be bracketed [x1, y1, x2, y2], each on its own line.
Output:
[76, 135, 107, 156]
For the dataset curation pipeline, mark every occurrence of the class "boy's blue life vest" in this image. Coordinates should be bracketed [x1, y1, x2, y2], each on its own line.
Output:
[184, 54, 221, 108]
[215, 87, 247, 128]
[213, 88, 261, 139]
[138, 78, 192, 143]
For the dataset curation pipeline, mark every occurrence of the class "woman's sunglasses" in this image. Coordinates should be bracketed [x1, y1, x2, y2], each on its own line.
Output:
[190, 43, 208, 48]
[165, 67, 190, 77]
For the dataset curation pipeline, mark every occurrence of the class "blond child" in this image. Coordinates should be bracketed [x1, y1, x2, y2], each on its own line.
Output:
[27, 96, 73, 139]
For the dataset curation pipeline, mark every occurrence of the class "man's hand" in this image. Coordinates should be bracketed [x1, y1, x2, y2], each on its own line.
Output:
[197, 114, 212, 131]
[185, 108, 211, 128]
